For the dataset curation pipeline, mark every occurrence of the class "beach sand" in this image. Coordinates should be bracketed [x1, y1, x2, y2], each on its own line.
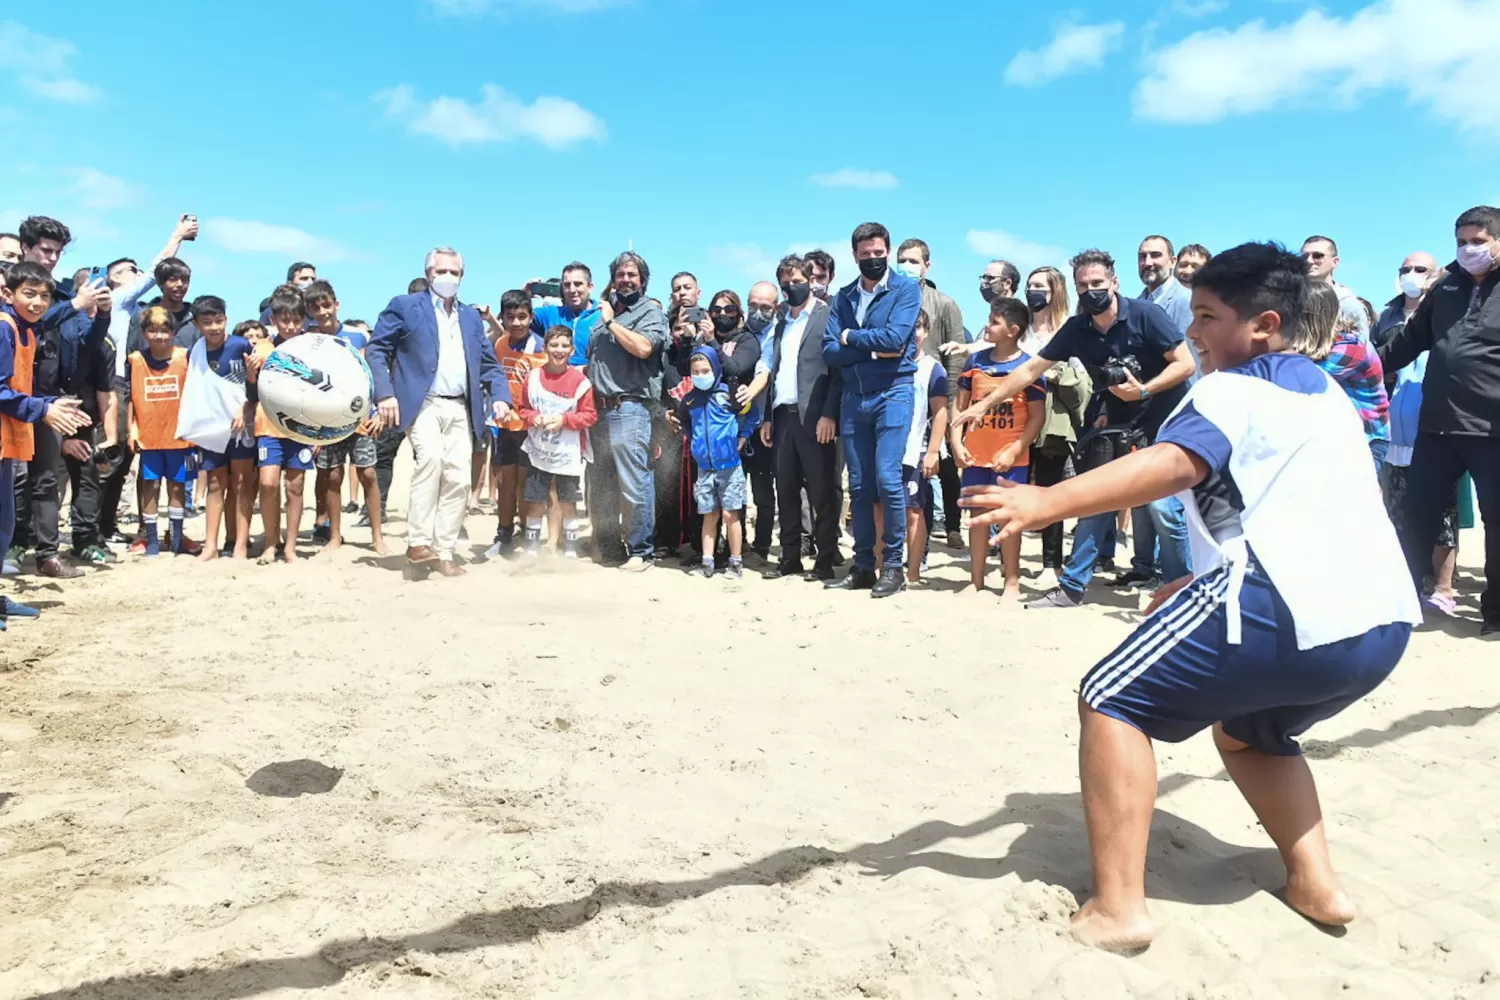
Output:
[1, 458, 1497, 999]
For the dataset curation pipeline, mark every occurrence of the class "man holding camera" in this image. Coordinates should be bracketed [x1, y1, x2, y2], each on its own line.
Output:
[956, 248, 1196, 608]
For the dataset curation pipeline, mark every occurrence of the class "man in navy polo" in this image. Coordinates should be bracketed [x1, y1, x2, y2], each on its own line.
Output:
[822, 222, 923, 599]
[956, 248, 1197, 609]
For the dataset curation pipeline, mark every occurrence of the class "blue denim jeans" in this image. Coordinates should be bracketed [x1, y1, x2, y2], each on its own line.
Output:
[1129, 496, 1192, 581]
[590, 400, 655, 560]
[842, 382, 914, 571]
[1060, 511, 1116, 598]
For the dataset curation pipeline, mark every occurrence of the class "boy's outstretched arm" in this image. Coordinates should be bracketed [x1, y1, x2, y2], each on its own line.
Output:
[961, 442, 1207, 540]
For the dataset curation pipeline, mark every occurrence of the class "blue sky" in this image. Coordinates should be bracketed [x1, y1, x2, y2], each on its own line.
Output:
[1, 0, 1497, 330]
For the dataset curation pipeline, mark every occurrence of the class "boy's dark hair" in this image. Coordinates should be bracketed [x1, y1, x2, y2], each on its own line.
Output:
[915, 307, 931, 331]
[897, 238, 931, 263]
[561, 261, 592, 283]
[989, 296, 1032, 333]
[268, 283, 307, 318]
[850, 222, 891, 252]
[232, 319, 264, 340]
[303, 278, 337, 306]
[191, 295, 227, 318]
[1179, 243, 1211, 261]
[500, 289, 533, 315]
[4, 261, 55, 293]
[345, 319, 368, 330]
[407, 277, 429, 294]
[1456, 205, 1500, 237]
[804, 248, 836, 280]
[775, 254, 809, 282]
[1192, 242, 1309, 343]
[286, 261, 315, 280]
[543, 324, 574, 344]
[154, 256, 191, 283]
[19, 216, 71, 250]
[1070, 248, 1115, 277]
[1301, 235, 1337, 256]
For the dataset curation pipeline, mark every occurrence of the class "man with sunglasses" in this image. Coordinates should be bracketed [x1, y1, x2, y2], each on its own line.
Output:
[1301, 235, 1370, 341]
[1373, 252, 1439, 351]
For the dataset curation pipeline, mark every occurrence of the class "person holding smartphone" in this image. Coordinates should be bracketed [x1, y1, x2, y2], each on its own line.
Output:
[529, 262, 603, 366]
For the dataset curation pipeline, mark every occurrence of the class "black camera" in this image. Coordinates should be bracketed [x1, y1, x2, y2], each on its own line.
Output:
[1090, 355, 1143, 387]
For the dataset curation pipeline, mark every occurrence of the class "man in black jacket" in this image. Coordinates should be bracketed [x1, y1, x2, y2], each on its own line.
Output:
[1379, 205, 1500, 635]
[757, 254, 842, 580]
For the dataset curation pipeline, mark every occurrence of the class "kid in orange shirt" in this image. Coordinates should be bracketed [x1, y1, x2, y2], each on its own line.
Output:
[126, 306, 194, 555]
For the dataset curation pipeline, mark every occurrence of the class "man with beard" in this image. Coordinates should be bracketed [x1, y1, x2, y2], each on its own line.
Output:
[1136, 235, 1192, 335]
[979, 259, 1021, 306]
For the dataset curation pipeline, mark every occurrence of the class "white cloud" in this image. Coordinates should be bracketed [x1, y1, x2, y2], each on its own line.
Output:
[807, 169, 899, 191]
[203, 218, 351, 262]
[375, 84, 606, 148]
[428, 0, 624, 13]
[1004, 21, 1125, 87]
[966, 230, 1068, 273]
[0, 22, 101, 104]
[1134, 0, 1500, 137]
[71, 168, 141, 211]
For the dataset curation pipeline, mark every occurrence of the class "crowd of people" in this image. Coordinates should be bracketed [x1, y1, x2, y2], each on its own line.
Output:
[0, 209, 1496, 634]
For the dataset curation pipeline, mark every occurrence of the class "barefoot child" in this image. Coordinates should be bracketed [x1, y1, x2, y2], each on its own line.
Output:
[184, 301, 256, 561]
[485, 290, 544, 558]
[952, 297, 1045, 597]
[247, 285, 312, 564]
[962, 242, 1420, 950]
[516, 326, 596, 558]
[0, 262, 89, 624]
[677, 344, 757, 579]
[125, 307, 195, 556]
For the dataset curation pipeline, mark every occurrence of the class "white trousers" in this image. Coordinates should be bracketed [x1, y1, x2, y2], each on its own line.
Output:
[407, 396, 471, 560]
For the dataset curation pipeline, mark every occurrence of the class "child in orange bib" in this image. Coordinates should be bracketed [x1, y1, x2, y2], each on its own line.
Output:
[125, 305, 194, 555]
[951, 297, 1046, 598]
[483, 290, 547, 557]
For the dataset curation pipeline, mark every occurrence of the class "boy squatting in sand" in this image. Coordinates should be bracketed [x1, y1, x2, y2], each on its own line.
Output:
[960, 242, 1420, 950]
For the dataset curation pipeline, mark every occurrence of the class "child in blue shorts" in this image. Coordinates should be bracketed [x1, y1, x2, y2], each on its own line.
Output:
[187, 304, 256, 560]
[677, 344, 758, 580]
[962, 243, 1420, 951]
[247, 286, 314, 564]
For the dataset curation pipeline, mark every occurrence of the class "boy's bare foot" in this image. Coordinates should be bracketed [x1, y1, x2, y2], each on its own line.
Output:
[256, 549, 277, 566]
[318, 539, 343, 558]
[999, 583, 1022, 601]
[958, 583, 987, 597]
[371, 540, 390, 556]
[280, 548, 299, 564]
[197, 549, 219, 563]
[232, 546, 249, 560]
[1284, 868, 1357, 926]
[1069, 898, 1155, 952]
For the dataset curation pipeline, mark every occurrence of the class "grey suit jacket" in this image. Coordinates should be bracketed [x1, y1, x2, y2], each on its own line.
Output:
[766, 299, 841, 432]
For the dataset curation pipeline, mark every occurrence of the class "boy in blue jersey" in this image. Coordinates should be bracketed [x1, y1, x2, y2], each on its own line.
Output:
[963, 243, 1419, 951]
[248, 285, 313, 564]
[677, 345, 757, 579]
[190, 300, 256, 561]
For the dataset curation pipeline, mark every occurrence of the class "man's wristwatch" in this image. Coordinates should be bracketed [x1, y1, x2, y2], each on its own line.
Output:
[1138, 386, 1152, 401]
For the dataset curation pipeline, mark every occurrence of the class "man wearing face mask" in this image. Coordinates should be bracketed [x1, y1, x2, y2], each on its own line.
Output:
[805, 250, 837, 304]
[1373, 251, 1439, 352]
[1380, 206, 1500, 636]
[367, 247, 511, 579]
[979, 259, 1021, 307]
[822, 222, 923, 598]
[259, 262, 316, 323]
[587, 251, 669, 570]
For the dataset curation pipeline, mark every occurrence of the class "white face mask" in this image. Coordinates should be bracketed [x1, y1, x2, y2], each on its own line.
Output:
[1398, 272, 1426, 298]
[1457, 243, 1496, 277]
[691, 373, 715, 391]
[430, 274, 461, 298]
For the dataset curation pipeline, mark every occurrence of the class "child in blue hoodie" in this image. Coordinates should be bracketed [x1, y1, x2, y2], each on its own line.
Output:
[677, 344, 760, 579]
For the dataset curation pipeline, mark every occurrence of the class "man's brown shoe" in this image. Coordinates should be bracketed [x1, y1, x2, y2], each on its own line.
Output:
[406, 545, 439, 564]
[38, 556, 84, 579]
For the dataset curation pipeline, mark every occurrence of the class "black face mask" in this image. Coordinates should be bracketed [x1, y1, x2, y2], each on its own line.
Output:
[858, 257, 888, 282]
[979, 282, 999, 304]
[1079, 288, 1114, 316]
[745, 308, 774, 334]
[1025, 289, 1049, 311]
[782, 282, 812, 307]
[616, 288, 642, 308]
[711, 314, 739, 334]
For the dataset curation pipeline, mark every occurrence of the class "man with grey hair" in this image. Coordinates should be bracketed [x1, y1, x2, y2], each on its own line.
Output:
[367, 247, 510, 579]
[587, 250, 668, 569]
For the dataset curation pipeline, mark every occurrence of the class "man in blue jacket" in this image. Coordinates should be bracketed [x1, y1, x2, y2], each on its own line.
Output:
[822, 222, 923, 598]
[367, 246, 510, 579]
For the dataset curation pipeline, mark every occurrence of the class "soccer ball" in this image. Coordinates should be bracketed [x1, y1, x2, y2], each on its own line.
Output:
[258, 334, 373, 446]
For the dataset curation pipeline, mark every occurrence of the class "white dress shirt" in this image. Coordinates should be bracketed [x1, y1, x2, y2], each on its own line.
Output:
[428, 292, 468, 398]
[773, 306, 812, 408]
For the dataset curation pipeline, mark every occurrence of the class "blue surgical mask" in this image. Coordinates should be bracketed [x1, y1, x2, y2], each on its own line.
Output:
[895, 261, 924, 280]
[691, 373, 715, 391]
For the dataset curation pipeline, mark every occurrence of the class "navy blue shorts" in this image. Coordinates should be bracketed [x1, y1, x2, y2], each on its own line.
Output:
[200, 437, 257, 471]
[900, 464, 929, 511]
[140, 448, 196, 483]
[961, 465, 1029, 489]
[258, 436, 314, 471]
[1081, 561, 1411, 756]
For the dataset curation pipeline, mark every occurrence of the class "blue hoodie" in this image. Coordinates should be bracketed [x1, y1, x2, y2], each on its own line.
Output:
[677, 344, 760, 472]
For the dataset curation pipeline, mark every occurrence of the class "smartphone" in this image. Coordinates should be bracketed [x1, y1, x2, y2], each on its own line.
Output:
[527, 280, 561, 299]
[89, 265, 105, 287]
[181, 214, 198, 241]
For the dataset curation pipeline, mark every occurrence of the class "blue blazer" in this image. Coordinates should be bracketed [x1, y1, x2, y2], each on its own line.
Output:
[366, 292, 509, 442]
[822, 270, 922, 396]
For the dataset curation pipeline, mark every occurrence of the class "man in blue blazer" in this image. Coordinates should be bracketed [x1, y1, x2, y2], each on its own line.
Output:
[822, 222, 922, 598]
[367, 247, 510, 578]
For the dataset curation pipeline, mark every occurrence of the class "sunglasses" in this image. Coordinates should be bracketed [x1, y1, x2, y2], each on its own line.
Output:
[1398, 265, 1432, 274]
[708, 306, 738, 315]
[1302, 251, 1329, 260]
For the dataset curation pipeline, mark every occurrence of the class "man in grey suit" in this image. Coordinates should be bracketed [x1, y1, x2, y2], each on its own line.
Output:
[758, 254, 842, 580]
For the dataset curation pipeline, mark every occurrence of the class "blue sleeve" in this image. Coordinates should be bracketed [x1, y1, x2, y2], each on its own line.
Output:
[366, 297, 406, 402]
[928, 367, 948, 399]
[1024, 379, 1047, 402]
[1155, 401, 1231, 475]
[844, 278, 921, 354]
[822, 295, 866, 369]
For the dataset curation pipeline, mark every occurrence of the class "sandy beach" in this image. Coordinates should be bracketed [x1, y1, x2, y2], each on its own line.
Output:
[1, 457, 1497, 1000]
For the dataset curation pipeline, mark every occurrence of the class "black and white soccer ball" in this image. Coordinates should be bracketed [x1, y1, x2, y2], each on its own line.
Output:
[258, 334, 374, 446]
